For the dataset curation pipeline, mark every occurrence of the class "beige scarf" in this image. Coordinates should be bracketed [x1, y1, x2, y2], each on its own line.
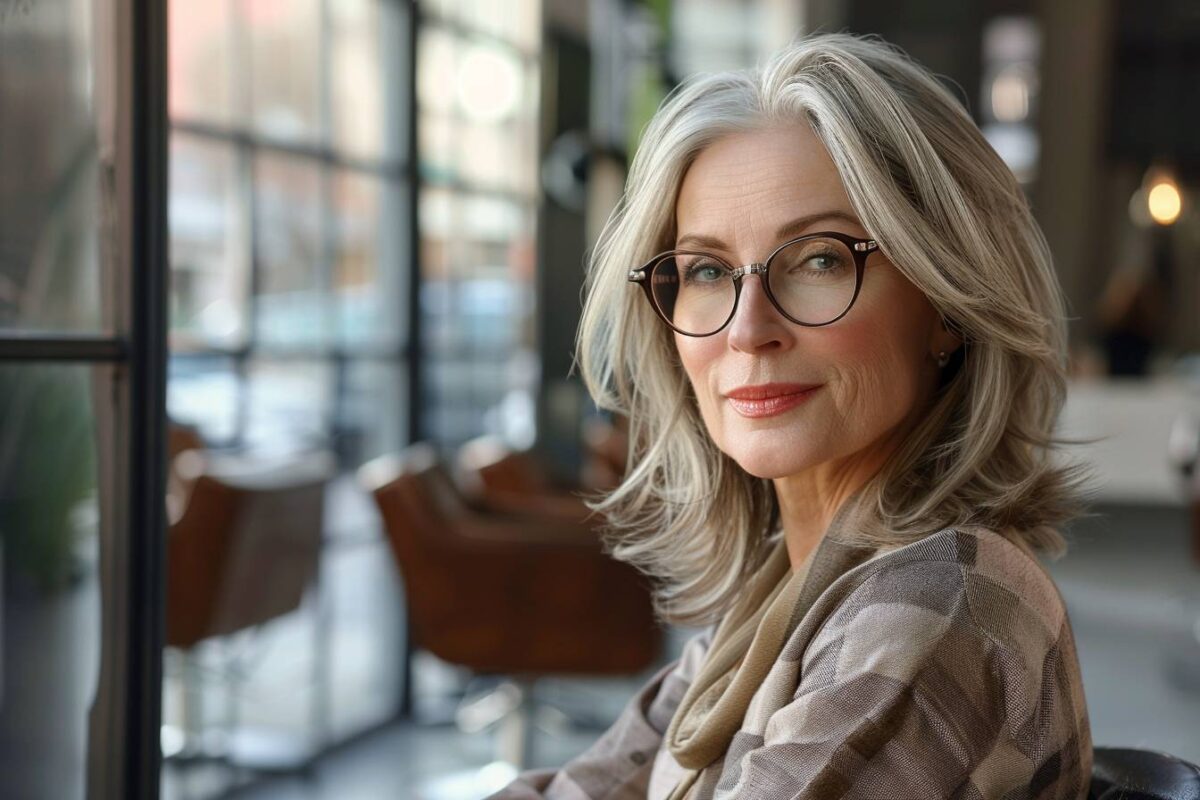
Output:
[662, 492, 878, 799]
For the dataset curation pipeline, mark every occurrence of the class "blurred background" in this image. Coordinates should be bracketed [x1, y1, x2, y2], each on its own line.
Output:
[1, 0, 1199, 798]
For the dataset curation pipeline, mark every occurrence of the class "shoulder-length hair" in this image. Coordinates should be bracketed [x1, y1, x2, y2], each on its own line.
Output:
[575, 32, 1092, 628]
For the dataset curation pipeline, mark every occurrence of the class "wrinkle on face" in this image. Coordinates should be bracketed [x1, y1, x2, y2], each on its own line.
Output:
[672, 122, 958, 568]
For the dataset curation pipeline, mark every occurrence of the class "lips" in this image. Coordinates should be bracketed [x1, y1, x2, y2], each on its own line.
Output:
[724, 383, 822, 419]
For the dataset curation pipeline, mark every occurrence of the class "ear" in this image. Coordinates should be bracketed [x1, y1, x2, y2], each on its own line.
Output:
[929, 313, 964, 357]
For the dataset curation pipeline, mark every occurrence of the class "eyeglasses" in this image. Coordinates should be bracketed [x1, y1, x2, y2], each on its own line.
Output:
[627, 231, 879, 337]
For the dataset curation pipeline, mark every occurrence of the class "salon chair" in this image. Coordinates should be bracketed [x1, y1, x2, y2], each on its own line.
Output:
[1089, 746, 1200, 799]
[163, 443, 334, 770]
[359, 442, 661, 768]
[455, 435, 592, 522]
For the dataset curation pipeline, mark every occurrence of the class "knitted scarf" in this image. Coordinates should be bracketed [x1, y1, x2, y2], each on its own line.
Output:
[662, 490, 878, 799]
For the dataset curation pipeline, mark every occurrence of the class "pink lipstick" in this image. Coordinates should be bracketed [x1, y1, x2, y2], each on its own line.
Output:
[724, 383, 822, 419]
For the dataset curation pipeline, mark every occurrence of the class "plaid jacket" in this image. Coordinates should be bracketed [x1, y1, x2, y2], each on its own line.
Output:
[488, 526, 1092, 799]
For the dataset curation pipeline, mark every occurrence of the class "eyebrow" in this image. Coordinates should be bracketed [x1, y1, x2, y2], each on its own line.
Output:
[674, 210, 863, 251]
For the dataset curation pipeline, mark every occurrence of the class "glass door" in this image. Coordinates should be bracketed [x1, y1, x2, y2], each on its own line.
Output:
[0, 0, 168, 797]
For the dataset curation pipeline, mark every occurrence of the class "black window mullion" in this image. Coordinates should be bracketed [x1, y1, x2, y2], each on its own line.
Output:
[0, 335, 127, 361]
[406, 1, 423, 446]
[127, 0, 169, 795]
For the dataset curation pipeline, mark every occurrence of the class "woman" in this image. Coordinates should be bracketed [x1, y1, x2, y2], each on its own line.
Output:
[492, 32, 1092, 800]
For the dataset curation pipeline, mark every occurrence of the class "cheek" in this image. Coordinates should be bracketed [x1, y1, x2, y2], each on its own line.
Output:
[674, 335, 726, 425]
[823, 299, 933, 426]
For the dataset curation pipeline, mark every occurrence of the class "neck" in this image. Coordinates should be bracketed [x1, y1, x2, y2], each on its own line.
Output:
[773, 472, 870, 572]
[773, 420, 916, 572]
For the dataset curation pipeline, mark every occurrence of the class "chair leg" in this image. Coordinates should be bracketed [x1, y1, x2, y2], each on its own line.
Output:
[495, 678, 538, 770]
[399, 613, 415, 718]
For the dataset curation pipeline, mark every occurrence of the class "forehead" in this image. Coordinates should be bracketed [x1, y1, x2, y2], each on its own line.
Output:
[674, 124, 858, 247]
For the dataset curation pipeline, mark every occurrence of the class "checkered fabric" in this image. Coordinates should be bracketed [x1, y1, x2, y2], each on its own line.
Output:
[487, 524, 1092, 800]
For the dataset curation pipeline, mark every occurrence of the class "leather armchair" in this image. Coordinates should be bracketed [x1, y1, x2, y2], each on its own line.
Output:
[360, 442, 660, 677]
[1089, 747, 1200, 800]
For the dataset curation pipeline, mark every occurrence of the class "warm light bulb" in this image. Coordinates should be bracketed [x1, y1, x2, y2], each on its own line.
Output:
[455, 45, 521, 124]
[1147, 179, 1182, 225]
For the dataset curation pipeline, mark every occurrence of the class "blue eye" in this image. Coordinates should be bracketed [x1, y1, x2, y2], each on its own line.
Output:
[805, 252, 843, 271]
[683, 261, 728, 283]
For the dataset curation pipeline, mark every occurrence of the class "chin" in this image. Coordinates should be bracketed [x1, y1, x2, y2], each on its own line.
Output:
[723, 436, 820, 480]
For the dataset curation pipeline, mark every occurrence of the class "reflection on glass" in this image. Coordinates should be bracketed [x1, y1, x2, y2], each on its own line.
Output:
[168, 0, 235, 124]
[169, 134, 249, 349]
[167, 356, 241, 445]
[246, 0, 322, 143]
[333, 173, 408, 348]
[254, 154, 327, 347]
[245, 359, 332, 454]
[0, 363, 101, 798]
[0, 0, 102, 333]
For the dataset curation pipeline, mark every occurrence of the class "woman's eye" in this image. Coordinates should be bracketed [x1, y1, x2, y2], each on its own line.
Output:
[804, 252, 842, 270]
[683, 262, 727, 282]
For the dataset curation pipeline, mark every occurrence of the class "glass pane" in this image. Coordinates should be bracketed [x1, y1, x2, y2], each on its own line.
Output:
[419, 113, 456, 183]
[167, 355, 242, 445]
[457, 122, 511, 188]
[169, 134, 250, 349]
[332, 172, 408, 348]
[454, 118, 538, 194]
[511, 0, 542, 50]
[0, 363, 101, 798]
[254, 154, 328, 347]
[461, 194, 525, 244]
[244, 0, 322, 143]
[417, 27, 458, 116]
[245, 359, 332, 454]
[338, 359, 407, 467]
[512, 111, 540, 196]
[330, 0, 409, 162]
[461, 0, 541, 50]
[168, 0, 235, 124]
[0, 0, 103, 333]
[419, 186, 455, 243]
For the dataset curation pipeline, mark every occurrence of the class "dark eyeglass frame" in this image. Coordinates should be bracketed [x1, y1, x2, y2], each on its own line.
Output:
[626, 230, 880, 337]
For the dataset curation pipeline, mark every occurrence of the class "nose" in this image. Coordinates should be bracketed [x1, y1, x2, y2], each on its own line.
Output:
[725, 270, 794, 353]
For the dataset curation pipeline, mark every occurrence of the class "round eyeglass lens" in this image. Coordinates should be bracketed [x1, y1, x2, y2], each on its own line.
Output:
[766, 236, 858, 325]
[649, 253, 736, 335]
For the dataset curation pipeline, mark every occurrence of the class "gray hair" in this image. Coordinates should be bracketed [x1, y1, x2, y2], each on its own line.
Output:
[575, 32, 1092, 627]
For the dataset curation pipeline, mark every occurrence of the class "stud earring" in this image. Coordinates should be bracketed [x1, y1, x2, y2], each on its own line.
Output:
[935, 350, 950, 368]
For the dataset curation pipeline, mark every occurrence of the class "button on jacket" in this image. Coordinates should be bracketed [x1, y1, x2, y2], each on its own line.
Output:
[487, 517, 1092, 800]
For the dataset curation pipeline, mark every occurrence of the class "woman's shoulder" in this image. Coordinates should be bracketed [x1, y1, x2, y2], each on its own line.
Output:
[821, 524, 1072, 656]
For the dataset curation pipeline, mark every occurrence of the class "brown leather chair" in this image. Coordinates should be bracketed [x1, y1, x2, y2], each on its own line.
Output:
[162, 447, 333, 767]
[166, 450, 332, 648]
[361, 442, 660, 677]
[455, 435, 593, 523]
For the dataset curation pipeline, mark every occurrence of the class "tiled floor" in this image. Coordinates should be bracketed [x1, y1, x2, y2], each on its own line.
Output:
[162, 503, 1200, 800]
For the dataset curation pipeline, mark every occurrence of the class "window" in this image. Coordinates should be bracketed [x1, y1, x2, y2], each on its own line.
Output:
[0, 0, 168, 796]
[162, 0, 415, 782]
[168, 0, 413, 462]
[416, 0, 542, 448]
